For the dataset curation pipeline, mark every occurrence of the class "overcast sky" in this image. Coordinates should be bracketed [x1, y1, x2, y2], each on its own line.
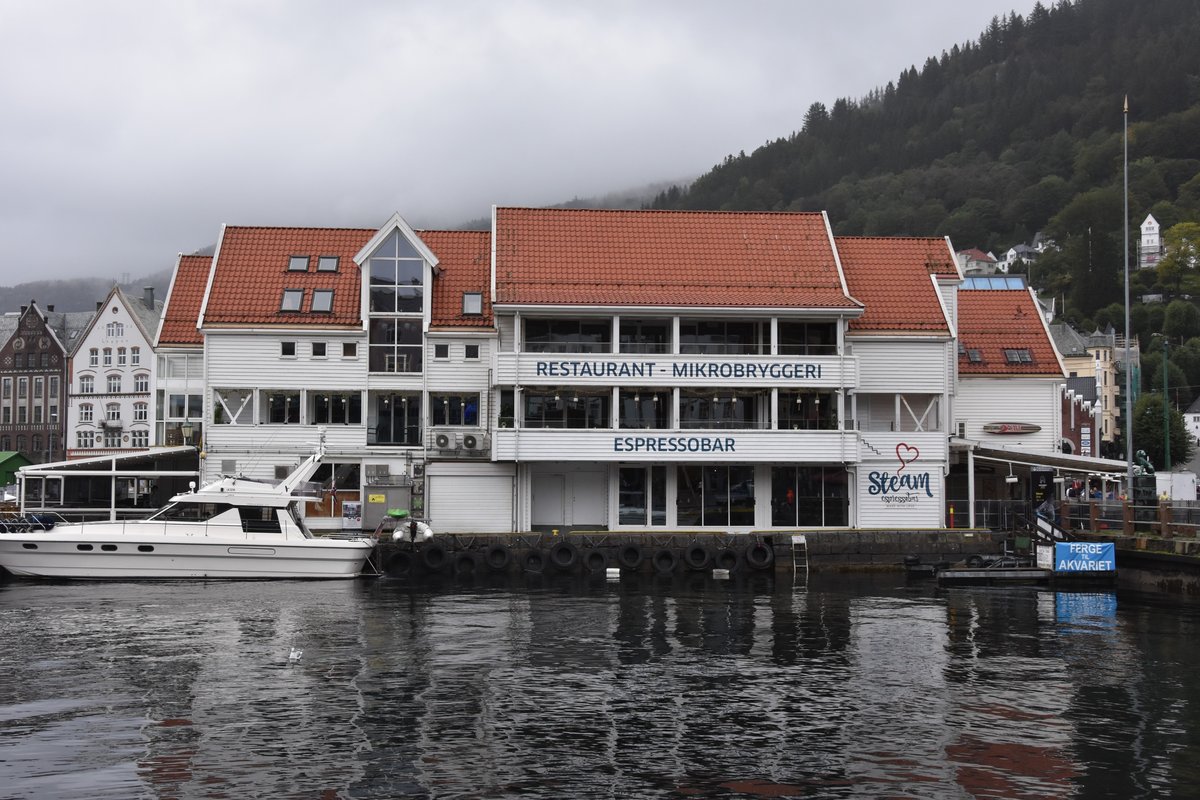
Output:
[0, 0, 1025, 284]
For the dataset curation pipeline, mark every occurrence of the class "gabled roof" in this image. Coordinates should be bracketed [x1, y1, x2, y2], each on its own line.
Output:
[423, 230, 493, 329]
[958, 248, 996, 263]
[201, 226, 373, 328]
[837, 236, 956, 335]
[74, 286, 163, 353]
[493, 207, 860, 310]
[958, 288, 1065, 377]
[1049, 322, 1090, 358]
[157, 254, 213, 347]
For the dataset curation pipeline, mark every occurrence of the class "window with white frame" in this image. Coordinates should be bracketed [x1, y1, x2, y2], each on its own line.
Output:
[262, 391, 301, 424]
[106, 322, 124, 337]
[49, 375, 59, 398]
[134, 373, 149, 392]
[77, 430, 95, 448]
[130, 346, 140, 365]
[134, 402, 148, 421]
[17, 378, 27, 399]
[104, 430, 120, 448]
[103, 348, 112, 366]
[1, 377, 9, 398]
[131, 430, 149, 448]
[80, 403, 93, 422]
[33, 377, 43, 399]
[106, 403, 121, 422]
[312, 342, 327, 358]
[89, 348, 98, 367]
[117, 347, 127, 366]
[107, 375, 121, 393]
[80, 375, 94, 394]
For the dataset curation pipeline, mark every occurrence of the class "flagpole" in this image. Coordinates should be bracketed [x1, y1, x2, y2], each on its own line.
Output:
[1124, 95, 1134, 494]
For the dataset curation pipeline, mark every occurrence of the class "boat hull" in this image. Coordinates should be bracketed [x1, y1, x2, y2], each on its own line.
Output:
[0, 530, 375, 580]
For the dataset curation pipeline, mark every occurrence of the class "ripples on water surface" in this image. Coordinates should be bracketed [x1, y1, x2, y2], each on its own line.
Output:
[2, 572, 1199, 799]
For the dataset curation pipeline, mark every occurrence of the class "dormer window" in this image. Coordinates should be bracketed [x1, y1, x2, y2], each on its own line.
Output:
[462, 292, 483, 316]
[317, 256, 339, 272]
[311, 289, 334, 313]
[288, 256, 309, 272]
[281, 289, 304, 312]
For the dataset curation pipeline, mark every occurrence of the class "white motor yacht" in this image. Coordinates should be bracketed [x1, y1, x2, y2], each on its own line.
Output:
[0, 447, 375, 580]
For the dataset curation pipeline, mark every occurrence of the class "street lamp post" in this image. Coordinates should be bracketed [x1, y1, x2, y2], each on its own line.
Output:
[1124, 96, 1134, 496]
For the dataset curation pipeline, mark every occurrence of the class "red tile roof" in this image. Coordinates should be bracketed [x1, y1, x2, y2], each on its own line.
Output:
[202, 227, 374, 327]
[837, 237, 954, 334]
[158, 254, 211, 346]
[494, 208, 858, 310]
[424, 230, 493, 329]
[958, 248, 995, 262]
[958, 289, 1064, 376]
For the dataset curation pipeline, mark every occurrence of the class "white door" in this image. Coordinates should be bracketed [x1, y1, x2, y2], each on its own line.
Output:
[532, 474, 565, 528]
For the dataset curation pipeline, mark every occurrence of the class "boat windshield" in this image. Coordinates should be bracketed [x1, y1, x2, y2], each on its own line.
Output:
[148, 502, 237, 522]
[287, 504, 314, 539]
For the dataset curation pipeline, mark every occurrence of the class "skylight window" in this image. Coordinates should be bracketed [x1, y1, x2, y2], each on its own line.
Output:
[288, 256, 309, 272]
[317, 256, 339, 272]
[1004, 348, 1033, 363]
[462, 292, 483, 315]
[967, 349, 983, 363]
[311, 289, 334, 313]
[281, 289, 304, 312]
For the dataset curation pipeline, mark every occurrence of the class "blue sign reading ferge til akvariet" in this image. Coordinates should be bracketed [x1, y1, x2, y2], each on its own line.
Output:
[1054, 542, 1115, 573]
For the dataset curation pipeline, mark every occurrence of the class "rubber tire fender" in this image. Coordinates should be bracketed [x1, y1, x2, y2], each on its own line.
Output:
[652, 548, 678, 575]
[617, 544, 643, 569]
[422, 543, 449, 571]
[454, 551, 480, 576]
[745, 542, 774, 571]
[484, 544, 511, 571]
[583, 549, 609, 572]
[523, 549, 547, 573]
[550, 540, 578, 570]
[683, 542, 713, 570]
[714, 547, 740, 571]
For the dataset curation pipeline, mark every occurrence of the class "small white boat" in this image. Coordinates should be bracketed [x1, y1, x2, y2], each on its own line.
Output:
[0, 447, 375, 580]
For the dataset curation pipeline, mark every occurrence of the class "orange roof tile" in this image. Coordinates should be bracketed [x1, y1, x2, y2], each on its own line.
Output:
[957, 289, 1064, 376]
[158, 254, 211, 346]
[837, 237, 954, 334]
[424, 230, 493, 329]
[202, 227, 374, 327]
[494, 208, 857, 310]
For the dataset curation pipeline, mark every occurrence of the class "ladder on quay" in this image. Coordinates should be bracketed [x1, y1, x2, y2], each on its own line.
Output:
[790, 534, 809, 576]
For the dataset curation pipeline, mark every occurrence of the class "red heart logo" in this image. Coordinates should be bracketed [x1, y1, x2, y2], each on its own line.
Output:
[896, 443, 920, 473]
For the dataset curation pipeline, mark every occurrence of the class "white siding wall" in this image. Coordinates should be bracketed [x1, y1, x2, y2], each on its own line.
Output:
[956, 377, 1064, 452]
[205, 331, 364, 387]
[851, 339, 950, 393]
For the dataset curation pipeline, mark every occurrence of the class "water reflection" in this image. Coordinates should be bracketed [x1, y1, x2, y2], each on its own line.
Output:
[0, 574, 1198, 798]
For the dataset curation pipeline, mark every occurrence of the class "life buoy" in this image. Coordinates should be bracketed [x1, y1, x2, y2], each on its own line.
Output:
[422, 543, 448, 571]
[745, 542, 774, 571]
[550, 540, 578, 570]
[523, 549, 547, 573]
[454, 551, 480, 575]
[618, 544, 643, 569]
[385, 551, 414, 578]
[652, 548, 678, 575]
[583, 549, 608, 572]
[683, 542, 713, 570]
[714, 547, 740, 571]
[484, 544, 511, 570]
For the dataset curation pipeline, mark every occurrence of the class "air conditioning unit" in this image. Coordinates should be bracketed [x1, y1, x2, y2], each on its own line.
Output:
[433, 431, 457, 450]
[462, 432, 489, 451]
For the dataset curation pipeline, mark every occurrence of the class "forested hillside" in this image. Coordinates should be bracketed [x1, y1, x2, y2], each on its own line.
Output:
[651, 0, 1200, 344]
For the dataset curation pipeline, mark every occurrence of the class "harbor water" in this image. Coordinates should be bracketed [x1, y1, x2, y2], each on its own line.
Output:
[1, 572, 1199, 799]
